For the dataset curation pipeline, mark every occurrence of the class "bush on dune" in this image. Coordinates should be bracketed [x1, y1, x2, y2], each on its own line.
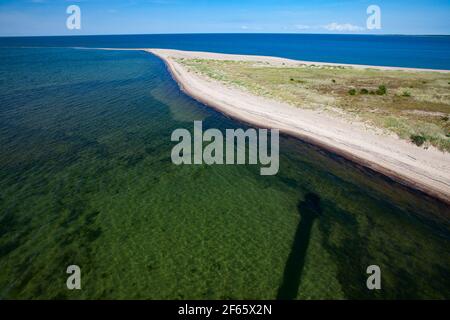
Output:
[410, 134, 426, 147]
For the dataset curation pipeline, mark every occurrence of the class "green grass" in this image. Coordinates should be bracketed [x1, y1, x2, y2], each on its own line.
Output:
[178, 59, 450, 152]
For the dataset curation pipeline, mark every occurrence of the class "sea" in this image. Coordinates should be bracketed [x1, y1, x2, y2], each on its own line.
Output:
[0, 34, 449, 299]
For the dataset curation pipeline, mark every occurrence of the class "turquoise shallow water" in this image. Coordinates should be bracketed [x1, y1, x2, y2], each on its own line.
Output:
[0, 47, 449, 299]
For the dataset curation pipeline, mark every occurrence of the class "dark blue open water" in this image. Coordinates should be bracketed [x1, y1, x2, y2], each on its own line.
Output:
[1, 34, 450, 70]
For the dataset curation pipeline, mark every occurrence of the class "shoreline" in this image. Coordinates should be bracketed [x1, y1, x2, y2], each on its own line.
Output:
[147, 48, 450, 205]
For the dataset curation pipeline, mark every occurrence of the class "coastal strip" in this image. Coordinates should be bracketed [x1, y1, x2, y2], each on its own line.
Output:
[147, 49, 450, 205]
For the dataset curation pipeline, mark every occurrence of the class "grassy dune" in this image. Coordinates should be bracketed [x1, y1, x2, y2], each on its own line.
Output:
[178, 58, 450, 152]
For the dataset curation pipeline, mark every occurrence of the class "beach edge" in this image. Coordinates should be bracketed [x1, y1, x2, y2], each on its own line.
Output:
[147, 48, 450, 206]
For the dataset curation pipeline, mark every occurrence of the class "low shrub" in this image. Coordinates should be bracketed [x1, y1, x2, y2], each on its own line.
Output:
[290, 78, 305, 84]
[360, 88, 369, 94]
[402, 91, 411, 97]
[348, 89, 357, 95]
[410, 134, 426, 147]
[376, 85, 387, 95]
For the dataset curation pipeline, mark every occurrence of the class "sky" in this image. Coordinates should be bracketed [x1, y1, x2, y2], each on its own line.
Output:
[0, 0, 449, 36]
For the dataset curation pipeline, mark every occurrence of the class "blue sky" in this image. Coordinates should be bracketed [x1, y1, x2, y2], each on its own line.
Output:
[0, 0, 449, 36]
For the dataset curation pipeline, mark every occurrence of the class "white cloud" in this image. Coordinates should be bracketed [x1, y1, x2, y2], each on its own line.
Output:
[323, 22, 364, 32]
[293, 22, 365, 33]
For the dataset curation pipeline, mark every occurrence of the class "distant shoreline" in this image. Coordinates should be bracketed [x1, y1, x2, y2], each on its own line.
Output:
[146, 48, 450, 205]
[82, 46, 450, 73]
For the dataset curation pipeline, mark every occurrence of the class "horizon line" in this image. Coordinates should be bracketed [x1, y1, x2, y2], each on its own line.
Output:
[1, 32, 450, 38]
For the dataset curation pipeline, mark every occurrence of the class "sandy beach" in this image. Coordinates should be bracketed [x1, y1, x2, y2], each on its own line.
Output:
[146, 49, 450, 204]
